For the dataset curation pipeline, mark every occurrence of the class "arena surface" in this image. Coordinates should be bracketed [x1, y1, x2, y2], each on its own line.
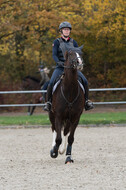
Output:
[0, 126, 126, 190]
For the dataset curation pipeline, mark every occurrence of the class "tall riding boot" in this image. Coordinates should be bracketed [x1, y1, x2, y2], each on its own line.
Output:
[44, 85, 52, 112]
[84, 84, 94, 111]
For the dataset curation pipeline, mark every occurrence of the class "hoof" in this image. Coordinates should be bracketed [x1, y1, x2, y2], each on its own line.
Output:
[65, 156, 74, 164]
[50, 147, 58, 158]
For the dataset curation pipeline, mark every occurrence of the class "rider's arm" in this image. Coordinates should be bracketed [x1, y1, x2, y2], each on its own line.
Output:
[73, 40, 78, 48]
[52, 39, 60, 63]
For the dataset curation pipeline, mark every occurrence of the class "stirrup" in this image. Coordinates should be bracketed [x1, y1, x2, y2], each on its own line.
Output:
[85, 100, 94, 111]
[44, 101, 52, 112]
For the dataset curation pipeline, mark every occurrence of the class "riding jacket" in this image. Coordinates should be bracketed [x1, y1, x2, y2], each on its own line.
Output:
[52, 37, 78, 66]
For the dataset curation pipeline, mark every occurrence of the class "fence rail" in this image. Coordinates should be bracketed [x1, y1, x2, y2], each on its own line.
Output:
[0, 88, 126, 94]
[0, 88, 126, 107]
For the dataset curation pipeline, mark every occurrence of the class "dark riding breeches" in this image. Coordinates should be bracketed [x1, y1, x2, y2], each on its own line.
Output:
[48, 67, 64, 87]
[41, 81, 50, 90]
[77, 70, 88, 86]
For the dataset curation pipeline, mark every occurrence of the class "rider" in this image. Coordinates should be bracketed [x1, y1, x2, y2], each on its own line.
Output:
[44, 21, 94, 112]
[38, 64, 50, 102]
[38, 64, 50, 89]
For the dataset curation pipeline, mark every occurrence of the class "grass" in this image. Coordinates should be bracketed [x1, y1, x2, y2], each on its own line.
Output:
[0, 112, 126, 126]
[79, 112, 126, 125]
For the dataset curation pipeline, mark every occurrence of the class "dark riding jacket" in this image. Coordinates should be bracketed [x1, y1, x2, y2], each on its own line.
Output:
[52, 37, 78, 65]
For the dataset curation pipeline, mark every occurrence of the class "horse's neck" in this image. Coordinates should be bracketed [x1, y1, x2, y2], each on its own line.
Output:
[63, 69, 78, 92]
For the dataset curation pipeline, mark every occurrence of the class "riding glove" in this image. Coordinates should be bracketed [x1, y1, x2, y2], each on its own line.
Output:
[57, 61, 64, 67]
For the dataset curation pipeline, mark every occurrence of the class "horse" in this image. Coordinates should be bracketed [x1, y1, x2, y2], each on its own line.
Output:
[49, 46, 85, 164]
[22, 76, 42, 115]
[22, 67, 49, 115]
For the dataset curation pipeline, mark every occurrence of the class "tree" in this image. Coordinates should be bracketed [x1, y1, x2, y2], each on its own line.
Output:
[0, 0, 125, 89]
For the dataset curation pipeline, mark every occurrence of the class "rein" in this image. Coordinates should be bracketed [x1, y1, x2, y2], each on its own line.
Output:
[61, 85, 80, 108]
[63, 65, 72, 69]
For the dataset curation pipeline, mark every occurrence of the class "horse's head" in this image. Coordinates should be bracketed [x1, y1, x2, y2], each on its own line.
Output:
[65, 46, 84, 70]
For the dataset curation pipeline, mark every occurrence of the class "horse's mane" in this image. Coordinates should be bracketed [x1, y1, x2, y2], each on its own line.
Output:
[66, 45, 83, 55]
[23, 76, 40, 83]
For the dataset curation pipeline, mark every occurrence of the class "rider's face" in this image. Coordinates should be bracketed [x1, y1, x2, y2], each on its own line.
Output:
[62, 28, 71, 37]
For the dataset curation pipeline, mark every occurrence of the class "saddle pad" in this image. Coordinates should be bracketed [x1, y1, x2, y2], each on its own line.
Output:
[52, 80, 61, 94]
[78, 81, 85, 93]
[52, 80, 85, 94]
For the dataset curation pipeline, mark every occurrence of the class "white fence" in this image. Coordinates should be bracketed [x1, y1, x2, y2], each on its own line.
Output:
[0, 88, 126, 107]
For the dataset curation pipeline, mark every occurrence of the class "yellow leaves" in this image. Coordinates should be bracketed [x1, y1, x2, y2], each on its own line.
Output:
[34, 50, 39, 57]
[35, 11, 42, 19]
[108, 65, 126, 86]
[0, 44, 9, 55]
[87, 0, 126, 43]
[23, 47, 40, 63]
[0, 0, 125, 88]
[47, 28, 56, 38]
[0, 33, 16, 55]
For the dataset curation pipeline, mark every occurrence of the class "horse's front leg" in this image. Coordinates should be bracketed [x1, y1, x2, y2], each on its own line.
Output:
[65, 136, 74, 164]
[65, 121, 79, 164]
[50, 118, 62, 158]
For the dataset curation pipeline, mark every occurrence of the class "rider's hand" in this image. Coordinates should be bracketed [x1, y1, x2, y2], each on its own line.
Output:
[57, 61, 64, 67]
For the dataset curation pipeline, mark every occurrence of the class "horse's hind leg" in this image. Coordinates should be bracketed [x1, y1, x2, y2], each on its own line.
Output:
[27, 101, 32, 115]
[30, 106, 36, 115]
[59, 121, 70, 155]
[27, 106, 31, 115]
[59, 130, 69, 155]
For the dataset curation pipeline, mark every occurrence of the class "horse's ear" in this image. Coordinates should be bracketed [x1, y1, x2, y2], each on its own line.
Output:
[65, 51, 69, 60]
[79, 45, 84, 50]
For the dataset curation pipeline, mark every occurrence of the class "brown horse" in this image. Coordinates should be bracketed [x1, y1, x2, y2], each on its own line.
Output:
[49, 47, 85, 164]
[22, 76, 42, 115]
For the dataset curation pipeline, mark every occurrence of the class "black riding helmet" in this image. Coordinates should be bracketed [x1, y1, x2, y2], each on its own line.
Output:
[59, 21, 72, 31]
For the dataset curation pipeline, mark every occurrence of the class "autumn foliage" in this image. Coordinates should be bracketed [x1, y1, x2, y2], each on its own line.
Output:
[0, 0, 126, 91]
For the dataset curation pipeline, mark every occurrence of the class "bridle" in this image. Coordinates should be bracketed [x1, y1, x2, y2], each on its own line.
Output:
[63, 52, 83, 69]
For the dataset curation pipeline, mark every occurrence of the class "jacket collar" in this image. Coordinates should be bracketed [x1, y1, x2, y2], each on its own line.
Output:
[61, 37, 70, 42]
